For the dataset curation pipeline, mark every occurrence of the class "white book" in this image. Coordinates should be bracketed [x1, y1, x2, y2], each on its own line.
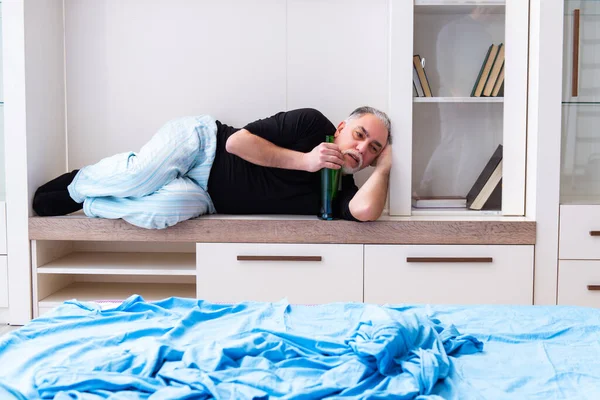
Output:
[411, 196, 467, 208]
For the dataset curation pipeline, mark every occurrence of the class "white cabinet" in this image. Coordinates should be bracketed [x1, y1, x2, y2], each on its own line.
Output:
[558, 260, 600, 307]
[557, 205, 600, 307]
[0, 202, 6, 309]
[559, 205, 600, 260]
[364, 244, 534, 305]
[197, 243, 363, 304]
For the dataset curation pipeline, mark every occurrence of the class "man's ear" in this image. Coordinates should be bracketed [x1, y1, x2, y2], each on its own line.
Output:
[334, 121, 345, 137]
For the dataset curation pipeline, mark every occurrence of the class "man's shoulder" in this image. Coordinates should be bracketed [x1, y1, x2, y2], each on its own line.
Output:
[285, 108, 328, 119]
[284, 108, 335, 128]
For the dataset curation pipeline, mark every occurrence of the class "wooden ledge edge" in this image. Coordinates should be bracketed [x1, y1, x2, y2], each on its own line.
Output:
[28, 216, 536, 245]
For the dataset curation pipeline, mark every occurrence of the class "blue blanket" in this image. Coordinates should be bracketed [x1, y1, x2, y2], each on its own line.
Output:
[0, 296, 482, 399]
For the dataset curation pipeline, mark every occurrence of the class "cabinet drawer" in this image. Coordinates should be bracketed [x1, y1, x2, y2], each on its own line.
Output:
[197, 243, 362, 304]
[559, 205, 600, 260]
[0, 255, 7, 307]
[364, 245, 533, 305]
[558, 260, 600, 307]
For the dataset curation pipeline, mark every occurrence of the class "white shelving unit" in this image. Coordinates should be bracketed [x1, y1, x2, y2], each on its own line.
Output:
[2, 0, 536, 322]
[31, 241, 197, 318]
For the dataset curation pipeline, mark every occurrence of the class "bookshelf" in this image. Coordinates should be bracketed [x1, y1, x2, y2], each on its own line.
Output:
[389, 0, 528, 216]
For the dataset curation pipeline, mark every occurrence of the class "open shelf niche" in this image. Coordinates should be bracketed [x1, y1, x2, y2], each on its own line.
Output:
[32, 240, 197, 317]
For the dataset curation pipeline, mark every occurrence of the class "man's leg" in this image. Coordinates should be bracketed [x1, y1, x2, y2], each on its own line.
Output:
[68, 116, 217, 203]
[82, 176, 215, 229]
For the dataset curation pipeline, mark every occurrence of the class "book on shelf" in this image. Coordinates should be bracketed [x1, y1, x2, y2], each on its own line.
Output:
[413, 66, 425, 97]
[471, 43, 503, 98]
[411, 196, 467, 209]
[466, 144, 503, 210]
[483, 44, 505, 97]
[491, 64, 505, 97]
[413, 55, 432, 97]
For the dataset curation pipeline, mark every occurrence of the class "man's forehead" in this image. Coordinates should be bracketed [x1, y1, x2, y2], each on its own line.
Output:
[351, 116, 388, 140]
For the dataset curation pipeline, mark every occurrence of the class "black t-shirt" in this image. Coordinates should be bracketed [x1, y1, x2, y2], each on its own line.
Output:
[207, 108, 359, 220]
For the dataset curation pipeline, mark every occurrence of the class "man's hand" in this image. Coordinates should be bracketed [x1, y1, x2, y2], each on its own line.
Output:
[303, 142, 345, 172]
[370, 144, 392, 172]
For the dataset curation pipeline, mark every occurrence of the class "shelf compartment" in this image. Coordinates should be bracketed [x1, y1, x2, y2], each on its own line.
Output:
[415, 0, 505, 15]
[36, 252, 195, 275]
[38, 282, 196, 310]
[414, 97, 503, 103]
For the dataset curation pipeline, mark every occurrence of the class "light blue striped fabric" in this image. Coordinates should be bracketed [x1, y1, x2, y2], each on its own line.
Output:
[68, 115, 218, 229]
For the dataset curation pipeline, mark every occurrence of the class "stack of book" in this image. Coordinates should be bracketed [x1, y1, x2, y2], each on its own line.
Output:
[465, 144, 503, 210]
[412, 144, 503, 211]
[471, 43, 505, 97]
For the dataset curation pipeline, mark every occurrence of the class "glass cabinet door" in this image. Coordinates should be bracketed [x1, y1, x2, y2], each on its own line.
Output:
[561, 1, 600, 204]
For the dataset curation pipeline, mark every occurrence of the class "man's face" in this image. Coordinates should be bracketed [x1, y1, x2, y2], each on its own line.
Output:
[334, 114, 389, 174]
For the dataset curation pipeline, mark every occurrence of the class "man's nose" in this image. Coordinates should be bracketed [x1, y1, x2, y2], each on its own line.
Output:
[356, 142, 368, 154]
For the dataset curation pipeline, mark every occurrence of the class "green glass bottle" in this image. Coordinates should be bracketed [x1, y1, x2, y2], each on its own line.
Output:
[319, 135, 341, 220]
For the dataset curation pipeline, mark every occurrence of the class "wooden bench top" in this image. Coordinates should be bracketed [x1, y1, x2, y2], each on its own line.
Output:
[28, 215, 536, 245]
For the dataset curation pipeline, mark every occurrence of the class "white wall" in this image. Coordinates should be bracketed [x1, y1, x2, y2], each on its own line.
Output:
[25, 1, 67, 201]
[65, 0, 390, 191]
[3, 0, 67, 324]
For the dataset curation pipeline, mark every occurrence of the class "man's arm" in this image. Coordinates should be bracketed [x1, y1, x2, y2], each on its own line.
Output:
[226, 129, 344, 172]
[348, 145, 392, 222]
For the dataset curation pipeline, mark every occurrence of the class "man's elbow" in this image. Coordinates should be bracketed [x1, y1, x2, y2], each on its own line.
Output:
[349, 203, 382, 222]
[225, 130, 245, 155]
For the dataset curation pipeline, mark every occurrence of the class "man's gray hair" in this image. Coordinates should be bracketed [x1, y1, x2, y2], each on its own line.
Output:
[346, 106, 392, 144]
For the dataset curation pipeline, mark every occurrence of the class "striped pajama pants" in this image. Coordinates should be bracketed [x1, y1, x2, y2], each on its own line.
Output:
[67, 115, 218, 229]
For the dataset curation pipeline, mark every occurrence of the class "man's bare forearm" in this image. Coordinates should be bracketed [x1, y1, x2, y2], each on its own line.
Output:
[348, 167, 390, 221]
[226, 129, 344, 172]
[226, 129, 307, 171]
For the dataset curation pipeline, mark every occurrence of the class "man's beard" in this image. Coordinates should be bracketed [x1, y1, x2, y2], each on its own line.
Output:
[341, 149, 363, 175]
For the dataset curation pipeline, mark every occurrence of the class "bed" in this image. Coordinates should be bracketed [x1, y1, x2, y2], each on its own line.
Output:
[0, 296, 599, 399]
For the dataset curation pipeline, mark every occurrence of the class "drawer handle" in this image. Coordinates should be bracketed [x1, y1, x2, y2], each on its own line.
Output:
[237, 256, 322, 262]
[587, 285, 600, 291]
[572, 8, 580, 97]
[406, 257, 493, 263]
[590, 231, 600, 236]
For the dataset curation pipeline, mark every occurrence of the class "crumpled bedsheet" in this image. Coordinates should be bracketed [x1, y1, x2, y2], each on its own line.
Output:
[0, 296, 482, 399]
